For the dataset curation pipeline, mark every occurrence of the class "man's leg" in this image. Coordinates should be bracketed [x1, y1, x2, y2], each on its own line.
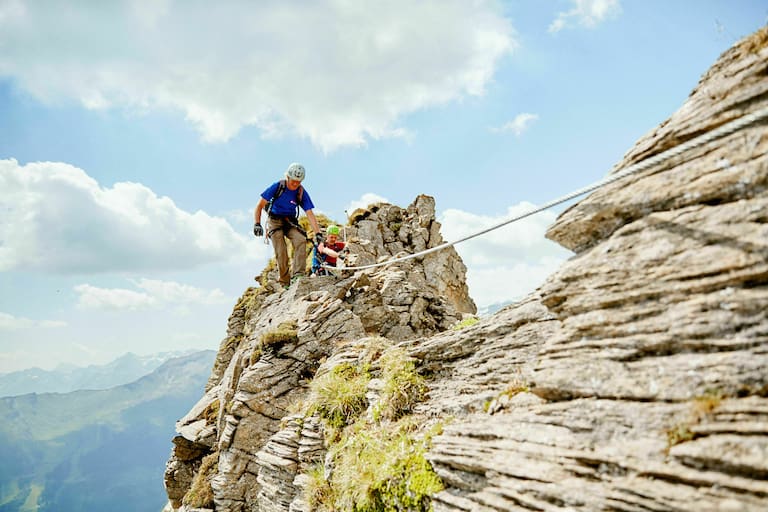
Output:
[268, 218, 290, 286]
[287, 226, 308, 279]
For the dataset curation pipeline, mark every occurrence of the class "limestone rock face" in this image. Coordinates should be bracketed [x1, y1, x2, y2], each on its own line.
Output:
[414, 28, 768, 512]
[164, 28, 768, 512]
[163, 195, 476, 512]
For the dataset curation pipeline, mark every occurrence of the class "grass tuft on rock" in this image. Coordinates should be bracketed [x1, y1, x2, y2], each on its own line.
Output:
[319, 419, 443, 512]
[305, 463, 334, 510]
[261, 319, 299, 347]
[302, 343, 443, 511]
[182, 451, 218, 509]
[374, 347, 428, 422]
[739, 25, 768, 54]
[309, 363, 370, 431]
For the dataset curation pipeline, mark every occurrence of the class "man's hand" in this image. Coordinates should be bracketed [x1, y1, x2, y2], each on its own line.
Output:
[254, 223, 263, 237]
[315, 233, 324, 245]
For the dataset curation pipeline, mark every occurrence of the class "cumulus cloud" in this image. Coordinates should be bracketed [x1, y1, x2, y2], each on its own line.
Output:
[0, 312, 67, 330]
[0, 1, 516, 152]
[222, 208, 250, 225]
[549, 0, 621, 33]
[491, 112, 539, 136]
[133, 278, 228, 305]
[0, 159, 262, 273]
[439, 203, 572, 308]
[75, 279, 229, 311]
[346, 193, 390, 214]
[74, 284, 156, 311]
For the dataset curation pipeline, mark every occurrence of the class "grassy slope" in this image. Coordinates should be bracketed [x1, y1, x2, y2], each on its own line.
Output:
[0, 351, 215, 512]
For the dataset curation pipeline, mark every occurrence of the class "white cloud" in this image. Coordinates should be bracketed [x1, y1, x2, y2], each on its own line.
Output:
[0, 159, 263, 273]
[134, 278, 228, 305]
[346, 193, 390, 214]
[549, 0, 621, 33]
[0, 1, 516, 152]
[74, 284, 156, 311]
[0, 343, 113, 373]
[223, 208, 250, 225]
[491, 112, 539, 136]
[0, 311, 67, 330]
[467, 258, 565, 308]
[75, 279, 229, 311]
[439, 203, 572, 308]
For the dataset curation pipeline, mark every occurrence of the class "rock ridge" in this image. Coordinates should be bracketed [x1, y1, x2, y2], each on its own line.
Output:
[164, 27, 768, 512]
[164, 195, 476, 511]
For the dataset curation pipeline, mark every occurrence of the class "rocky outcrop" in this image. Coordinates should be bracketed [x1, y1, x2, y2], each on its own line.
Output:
[416, 27, 768, 511]
[164, 196, 476, 511]
[165, 27, 768, 512]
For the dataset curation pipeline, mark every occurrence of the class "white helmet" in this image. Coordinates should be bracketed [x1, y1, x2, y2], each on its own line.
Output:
[286, 163, 306, 182]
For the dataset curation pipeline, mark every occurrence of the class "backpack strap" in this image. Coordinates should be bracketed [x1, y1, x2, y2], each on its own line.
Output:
[266, 180, 285, 215]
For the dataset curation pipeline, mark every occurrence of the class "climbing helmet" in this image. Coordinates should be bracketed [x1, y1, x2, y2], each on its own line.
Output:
[285, 163, 306, 182]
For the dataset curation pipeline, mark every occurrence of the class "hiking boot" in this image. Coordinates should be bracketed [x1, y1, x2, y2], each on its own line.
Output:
[290, 274, 304, 286]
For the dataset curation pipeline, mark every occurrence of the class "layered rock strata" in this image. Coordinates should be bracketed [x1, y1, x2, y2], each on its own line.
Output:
[164, 196, 476, 511]
[165, 28, 768, 512]
[419, 27, 768, 512]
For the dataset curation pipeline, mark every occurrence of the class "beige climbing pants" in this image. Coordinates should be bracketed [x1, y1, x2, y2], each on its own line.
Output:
[268, 216, 307, 285]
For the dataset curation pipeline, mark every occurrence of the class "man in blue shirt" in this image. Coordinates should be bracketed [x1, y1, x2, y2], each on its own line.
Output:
[253, 163, 323, 288]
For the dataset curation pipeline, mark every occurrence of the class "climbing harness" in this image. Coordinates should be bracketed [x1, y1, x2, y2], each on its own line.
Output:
[261, 179, 306, 246]
[328, 105, 768, 272]
[263, 215, 307, 248]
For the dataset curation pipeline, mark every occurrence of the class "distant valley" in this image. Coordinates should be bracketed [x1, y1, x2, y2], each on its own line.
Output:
[0, 351, 199, 397]
[0, 350, 215, 512]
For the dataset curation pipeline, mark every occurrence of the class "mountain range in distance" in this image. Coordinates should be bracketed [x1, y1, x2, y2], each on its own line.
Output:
[0, 349, 216, 512]
[0, 350, 201, 398]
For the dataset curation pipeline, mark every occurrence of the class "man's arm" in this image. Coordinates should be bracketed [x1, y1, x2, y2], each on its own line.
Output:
[254, 197, 268, 225]
[254, 198, 268, 237]
[305, 209, 322, 239]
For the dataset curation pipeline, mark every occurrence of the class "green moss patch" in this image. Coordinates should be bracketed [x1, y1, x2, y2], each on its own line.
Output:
[317, 419, 443, 512]
[451, 316, 479, 330]
[302, 342, 443, 511]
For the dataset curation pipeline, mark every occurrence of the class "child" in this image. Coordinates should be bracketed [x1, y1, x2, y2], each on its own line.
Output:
[315, 224, 346, 273]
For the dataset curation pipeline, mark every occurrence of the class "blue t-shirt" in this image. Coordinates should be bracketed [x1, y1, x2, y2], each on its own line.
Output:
[261, 181, 315, 217]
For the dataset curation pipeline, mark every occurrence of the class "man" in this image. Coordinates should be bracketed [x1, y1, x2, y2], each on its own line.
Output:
[254, 163, 322, 288]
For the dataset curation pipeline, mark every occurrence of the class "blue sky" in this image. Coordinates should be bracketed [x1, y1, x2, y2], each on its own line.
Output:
[1, 0, 766, 373]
